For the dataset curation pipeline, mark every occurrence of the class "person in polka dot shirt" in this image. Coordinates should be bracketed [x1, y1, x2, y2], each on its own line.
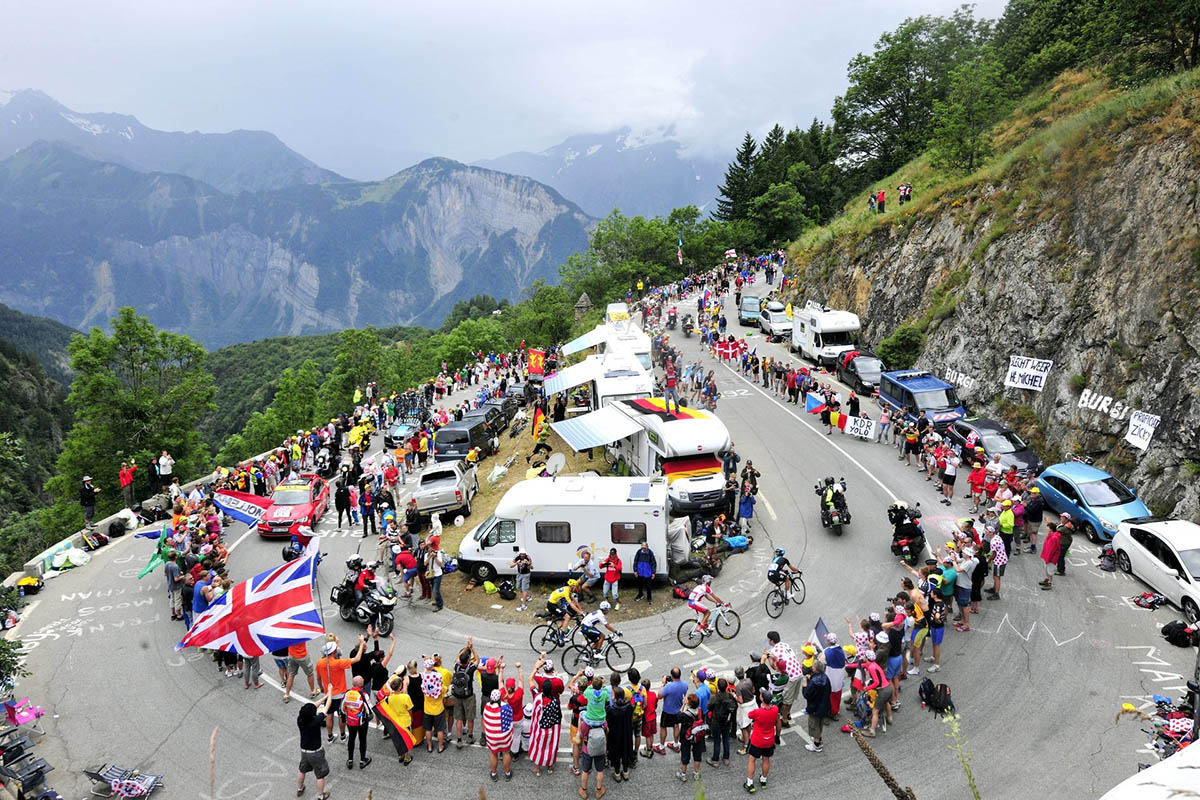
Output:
[763, 631, 804, 740]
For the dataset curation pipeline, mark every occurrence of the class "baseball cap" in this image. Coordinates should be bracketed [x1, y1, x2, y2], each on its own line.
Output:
[875, 632, 889, 645]
[863, 650, 877, 661]
[825, 632, 838, 644]
[485, 658, 497, 673]
[423, 658, 435, 670]
[748, 652, 762, 663]
[1002, 499, 1013, 507]
[1030, 486, 1040, 493]
[322, 642, 337, 655]
[490, 689, 502, 702]
[868, 612, 881, 623]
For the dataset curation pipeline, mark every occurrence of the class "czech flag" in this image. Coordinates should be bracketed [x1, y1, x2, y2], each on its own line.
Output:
[805, 392, 827, 414]
[528, 348, 545, 375]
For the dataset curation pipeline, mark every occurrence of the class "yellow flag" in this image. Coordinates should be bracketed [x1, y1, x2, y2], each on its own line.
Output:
[785, 303, 793, 319]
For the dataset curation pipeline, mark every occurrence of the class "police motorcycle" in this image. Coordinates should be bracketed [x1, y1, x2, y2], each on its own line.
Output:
[330, 554, 397, 636]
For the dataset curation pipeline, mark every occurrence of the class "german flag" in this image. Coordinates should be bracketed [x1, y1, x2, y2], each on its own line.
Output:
[662, 454, 722, 484]
[532, 405, 546, 440]
[375, 692, 417, 756]
[624, 397, 704, 420]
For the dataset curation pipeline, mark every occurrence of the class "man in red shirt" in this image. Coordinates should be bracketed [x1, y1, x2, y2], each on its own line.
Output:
[118, 459, 138, 509]
[745, 689, 778, 792]
[664, 359, 680, 414]
[383, 462, 401, 507]
[600, 548, 622, 610]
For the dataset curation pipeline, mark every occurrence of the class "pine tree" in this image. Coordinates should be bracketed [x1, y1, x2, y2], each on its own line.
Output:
[714, 133, 758, 221]
[753, 124, 788, 195]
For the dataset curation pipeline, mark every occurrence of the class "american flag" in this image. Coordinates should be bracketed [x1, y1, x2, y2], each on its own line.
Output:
[177, 551, 324, 657]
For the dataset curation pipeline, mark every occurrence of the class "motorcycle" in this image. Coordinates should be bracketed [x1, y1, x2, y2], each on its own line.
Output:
[666, 308, 678, 330]
[814, 477, 851, 534]
[682, 314, 694, 338]
[888, 502, 927, 566]
[329, 555, 397, 635]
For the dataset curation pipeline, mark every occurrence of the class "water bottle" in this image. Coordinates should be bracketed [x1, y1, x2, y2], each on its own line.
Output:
[17, 586, 23, 599]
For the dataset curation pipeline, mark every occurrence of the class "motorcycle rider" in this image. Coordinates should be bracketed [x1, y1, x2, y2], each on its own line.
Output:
[354, 561, 378, 604]
[766, 548, 802, 598]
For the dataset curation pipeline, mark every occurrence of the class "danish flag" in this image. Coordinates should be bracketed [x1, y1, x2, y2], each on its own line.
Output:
[177, 551, 325, 657]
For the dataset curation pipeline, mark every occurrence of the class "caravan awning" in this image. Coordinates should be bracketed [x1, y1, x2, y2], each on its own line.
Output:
[550, 406, 642, 451]
[544, 360, 601, 396]
[561, 327, 606, 356]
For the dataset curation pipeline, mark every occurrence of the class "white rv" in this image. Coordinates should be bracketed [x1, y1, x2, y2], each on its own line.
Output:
[605, 327, 653, 371]
[791, 300, 861, 368]
[543, 351, 655, 411]
[551, 398, 732, 516]
[605, 302, 631, 327]
[456, 476, 671, 582]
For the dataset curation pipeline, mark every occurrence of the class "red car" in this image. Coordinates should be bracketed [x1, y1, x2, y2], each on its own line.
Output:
[256, 474, 329, 538]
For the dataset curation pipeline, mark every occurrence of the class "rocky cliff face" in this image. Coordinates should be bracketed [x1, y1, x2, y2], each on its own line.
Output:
[789, 105, 1200, 520]
[0, 147, 592, 347]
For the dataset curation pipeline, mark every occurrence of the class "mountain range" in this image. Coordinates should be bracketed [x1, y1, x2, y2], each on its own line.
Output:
[476, 127, 724, 218]
[0, 142, 591, 348]
[0, 89, 344, 194]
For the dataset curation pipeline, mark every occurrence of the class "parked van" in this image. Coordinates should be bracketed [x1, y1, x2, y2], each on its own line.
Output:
[432, 418, 494, 462]
[738, 296, 762, 326]
[877, 370, 967, 430]
[606, 328, 653, 370]
[456, 476, 671, 582]
[791, 300, 861, 367]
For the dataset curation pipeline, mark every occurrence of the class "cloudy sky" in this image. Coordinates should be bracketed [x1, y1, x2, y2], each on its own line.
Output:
[3, 0, 1007, 180]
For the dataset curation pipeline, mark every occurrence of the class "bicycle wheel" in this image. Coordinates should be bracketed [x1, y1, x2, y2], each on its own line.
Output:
[562, 645, 592, 672]
[676, 619, 704, 649]
[715, 609, 741, 640]
[605, 641, 636, 673]
[764, 589, 786, 619]
[791, 576, 807, 606]
[529, 624, 561, 653]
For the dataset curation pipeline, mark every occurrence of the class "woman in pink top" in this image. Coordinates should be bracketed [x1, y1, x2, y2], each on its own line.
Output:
[1039, 525, 1062, 591]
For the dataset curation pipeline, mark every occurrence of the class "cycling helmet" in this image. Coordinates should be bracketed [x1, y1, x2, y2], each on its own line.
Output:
[568, 579, 580, 589]
[700, 574, 714, 584]
[774, 548, 785, 557]
[599, 601, 611, 611]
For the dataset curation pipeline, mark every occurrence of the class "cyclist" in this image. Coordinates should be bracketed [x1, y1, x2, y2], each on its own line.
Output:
[687, 575, 727, 633]
[546, 579, 583, 643]
[580, 601, 621, 654]
[767, 548, 802, 598]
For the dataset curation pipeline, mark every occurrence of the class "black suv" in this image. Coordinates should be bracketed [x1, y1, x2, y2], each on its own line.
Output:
[836, 352, 885, 395]
[944, 417, 1042, 473]
[461, 405, 505, 436]
[482, 397, 518, 429]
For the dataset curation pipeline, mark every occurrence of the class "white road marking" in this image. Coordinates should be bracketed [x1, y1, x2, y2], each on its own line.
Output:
[226, 525, 258, 554]
[715, 361, 899, 502]
[759, 491, 778, 520]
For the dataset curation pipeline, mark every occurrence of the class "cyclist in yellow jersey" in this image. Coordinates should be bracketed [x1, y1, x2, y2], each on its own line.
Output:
[546, 580, 583, 643]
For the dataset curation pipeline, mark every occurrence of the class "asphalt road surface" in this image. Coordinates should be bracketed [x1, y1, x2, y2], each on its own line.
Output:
[16, 295, 1197, 799]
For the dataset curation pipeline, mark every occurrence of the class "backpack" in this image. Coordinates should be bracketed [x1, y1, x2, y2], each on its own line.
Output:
[81, 531, 108, 551]
[1162, 620, 1198, 648]
[925, 683, 954, 715]
[585, 724, 606, 756]
[108, 520, 127, 538]
[450, 665, 472, 698]
[673, 586, 690, 600]
[1132, 592, 1169, 610]
[918, 677, 936, 705]
[497, 580, 516, 601]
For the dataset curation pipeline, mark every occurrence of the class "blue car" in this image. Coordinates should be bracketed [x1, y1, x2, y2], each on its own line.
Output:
[1034, 461, 1151, 543]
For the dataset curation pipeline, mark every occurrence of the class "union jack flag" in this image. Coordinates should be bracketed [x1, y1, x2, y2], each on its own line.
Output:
[177, 552, 324, 657]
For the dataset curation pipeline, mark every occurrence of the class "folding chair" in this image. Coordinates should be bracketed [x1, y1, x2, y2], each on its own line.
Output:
[3, 700, 45, 736]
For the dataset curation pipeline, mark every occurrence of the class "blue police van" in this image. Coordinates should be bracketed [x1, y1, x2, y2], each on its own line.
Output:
[877, 370, 967, 429]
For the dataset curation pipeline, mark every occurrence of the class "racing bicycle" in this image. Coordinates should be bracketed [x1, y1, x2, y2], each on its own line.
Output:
[529, 609, 583, 653]
[562, 632, 636, 674]
[676, 604, 741, 649]
[764, 572, 807, 619]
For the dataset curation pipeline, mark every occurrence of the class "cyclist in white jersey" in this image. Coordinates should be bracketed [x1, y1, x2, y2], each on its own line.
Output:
[581, 601, 621, 651]
[687, 575, 726, 631]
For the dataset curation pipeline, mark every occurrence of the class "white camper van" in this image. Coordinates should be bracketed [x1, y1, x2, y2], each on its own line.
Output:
[605, 302, 631, 327]
[605, 328, 653, 370]
[791, 300, 861, 368]
[455, 476, 671, 582]
[543, 351, 654, 411]
[550, 397, 732, 516]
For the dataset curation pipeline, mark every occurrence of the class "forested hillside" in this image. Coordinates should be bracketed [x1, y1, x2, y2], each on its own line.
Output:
[0, 303, 77, 384]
